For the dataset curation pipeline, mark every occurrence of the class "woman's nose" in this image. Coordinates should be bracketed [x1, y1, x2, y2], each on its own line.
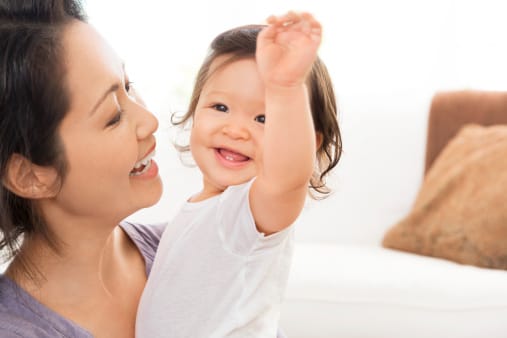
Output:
[135, 105, 159, 140]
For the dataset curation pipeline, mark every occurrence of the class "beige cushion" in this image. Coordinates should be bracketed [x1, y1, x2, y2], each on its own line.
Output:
[424, 91, 507, 173]
[382, 124, 507, 269]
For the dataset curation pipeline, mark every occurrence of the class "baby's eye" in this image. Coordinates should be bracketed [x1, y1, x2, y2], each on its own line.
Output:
[254, 114, 265, 124]
[212, 104, 228, 113]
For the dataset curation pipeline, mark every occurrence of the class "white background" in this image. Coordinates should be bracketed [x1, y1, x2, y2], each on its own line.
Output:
[86, 0, 507, 245]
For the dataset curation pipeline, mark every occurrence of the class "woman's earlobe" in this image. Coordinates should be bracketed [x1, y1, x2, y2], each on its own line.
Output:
[316, 132, 324, 150]
[3, 154, 59, 199]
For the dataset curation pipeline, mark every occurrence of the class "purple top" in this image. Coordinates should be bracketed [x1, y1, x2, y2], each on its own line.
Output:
[0, 221, 287, 338]
[0, 221, 166, 338]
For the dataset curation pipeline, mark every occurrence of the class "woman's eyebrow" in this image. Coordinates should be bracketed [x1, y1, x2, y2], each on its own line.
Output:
[89, 83, 120, 116]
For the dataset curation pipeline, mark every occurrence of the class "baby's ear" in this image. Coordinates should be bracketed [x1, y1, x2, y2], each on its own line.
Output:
[2, 154, 59, 199]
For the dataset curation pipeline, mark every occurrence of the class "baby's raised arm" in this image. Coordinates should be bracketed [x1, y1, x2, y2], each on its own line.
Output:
[250, 12, 321, 234]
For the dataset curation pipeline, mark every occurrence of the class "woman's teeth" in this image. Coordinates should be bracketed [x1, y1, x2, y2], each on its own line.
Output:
[130, 151, 155, 176]
[130, 161, 151, 176]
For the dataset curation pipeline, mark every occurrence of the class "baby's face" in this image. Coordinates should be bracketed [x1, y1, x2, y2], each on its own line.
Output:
[189, 56, 266, 199]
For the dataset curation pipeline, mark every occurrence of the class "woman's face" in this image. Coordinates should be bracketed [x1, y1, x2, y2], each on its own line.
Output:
[53, 21, 162, 223]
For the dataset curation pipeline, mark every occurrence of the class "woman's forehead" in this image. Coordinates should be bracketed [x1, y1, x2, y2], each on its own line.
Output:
[62, 21, 123, 112]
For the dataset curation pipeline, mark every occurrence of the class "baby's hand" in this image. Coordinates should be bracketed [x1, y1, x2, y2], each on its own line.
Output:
[256, 11, 322, 88]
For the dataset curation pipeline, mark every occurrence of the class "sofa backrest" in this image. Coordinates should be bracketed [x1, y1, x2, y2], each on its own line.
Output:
[425, 90, 507, 174]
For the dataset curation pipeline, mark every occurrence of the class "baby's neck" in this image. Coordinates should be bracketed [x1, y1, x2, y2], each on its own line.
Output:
[188, 189, 223, 203]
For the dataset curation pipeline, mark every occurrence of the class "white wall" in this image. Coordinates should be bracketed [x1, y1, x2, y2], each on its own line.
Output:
[86, 0, 507, 245]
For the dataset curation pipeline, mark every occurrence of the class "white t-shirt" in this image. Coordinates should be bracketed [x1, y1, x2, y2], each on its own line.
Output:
[136, 180, 294, 338]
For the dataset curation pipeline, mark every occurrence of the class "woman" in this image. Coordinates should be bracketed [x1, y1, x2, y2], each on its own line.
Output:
[0, 0, 163, 336]
[0, 1, 289, 337]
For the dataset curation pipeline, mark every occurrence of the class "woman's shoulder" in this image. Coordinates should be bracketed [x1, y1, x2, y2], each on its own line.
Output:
[119, 221, 168, 276]
[0, 275, 92, 338]
[0, 279, 33, 338]
[0, 310, 52, 338]
[120, 221, 167, 246]
[0, 314, 46, 338]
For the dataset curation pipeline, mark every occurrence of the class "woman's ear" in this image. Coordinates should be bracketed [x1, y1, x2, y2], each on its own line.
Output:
[316, 132, 324, 150]
[2, 154, 59, 199]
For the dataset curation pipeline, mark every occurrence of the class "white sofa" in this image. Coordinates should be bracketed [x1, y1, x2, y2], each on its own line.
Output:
[278, 90, 507, 338]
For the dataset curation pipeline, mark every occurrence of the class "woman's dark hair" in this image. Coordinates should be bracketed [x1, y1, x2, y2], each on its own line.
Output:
[0, 0, 87, 266]
[172, 25, 342, 198]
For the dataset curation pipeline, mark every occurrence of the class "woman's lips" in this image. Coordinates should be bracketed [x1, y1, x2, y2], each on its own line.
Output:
[130, 145, 158, 177]
[129, 158, 159, 178]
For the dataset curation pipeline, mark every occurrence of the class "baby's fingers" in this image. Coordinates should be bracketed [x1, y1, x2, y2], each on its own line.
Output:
[266, 11, 322, 42]
[300, 12, 322, 39]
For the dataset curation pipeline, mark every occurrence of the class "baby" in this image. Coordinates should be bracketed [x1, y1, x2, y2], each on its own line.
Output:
[137, 11, 342, 338]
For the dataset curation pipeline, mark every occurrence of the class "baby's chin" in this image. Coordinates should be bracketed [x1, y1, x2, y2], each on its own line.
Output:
[221, 174, 256, 188]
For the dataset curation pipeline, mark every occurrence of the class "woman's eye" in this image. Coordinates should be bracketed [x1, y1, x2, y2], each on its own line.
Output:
[125, 81, 134, 97]
[254, 114, 266, 124]
[212, 104, 228, 113]
[106, 110, 123, 127]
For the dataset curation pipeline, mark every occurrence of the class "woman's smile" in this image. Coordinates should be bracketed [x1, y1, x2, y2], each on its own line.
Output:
[130, 145, 159, 178]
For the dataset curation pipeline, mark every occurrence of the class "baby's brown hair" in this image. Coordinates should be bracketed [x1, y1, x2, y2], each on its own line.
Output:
[173, 24, 342, 198]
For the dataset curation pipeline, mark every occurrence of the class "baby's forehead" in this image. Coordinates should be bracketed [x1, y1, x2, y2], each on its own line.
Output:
[209, 54, 254, 73]
[207, 57, 258, 80]
[198, 58, 265, 110]
[200, 55, 255, 91]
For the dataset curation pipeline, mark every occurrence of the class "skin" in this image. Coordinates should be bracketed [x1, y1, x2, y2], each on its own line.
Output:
[3, 11, 319, 337]
[190, 11, 321, 235]
[5, 20, 162, 338]
[190, 57, 265, 201]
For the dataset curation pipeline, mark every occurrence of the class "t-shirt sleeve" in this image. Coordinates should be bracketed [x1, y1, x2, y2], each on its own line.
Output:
[216, 179, 293, 256]
[119, 221, 167, 276]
